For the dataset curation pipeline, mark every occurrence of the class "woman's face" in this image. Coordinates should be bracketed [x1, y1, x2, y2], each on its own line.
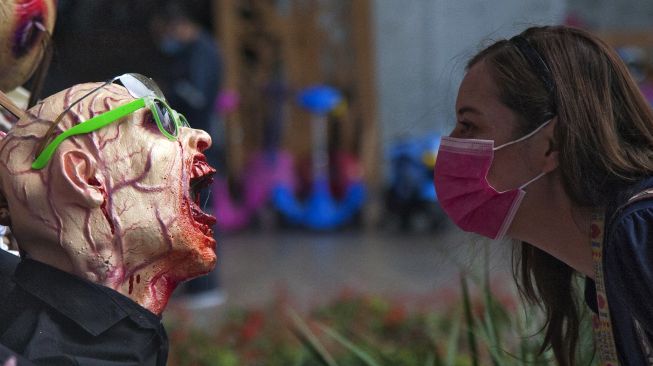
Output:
[450, 61, 544, 192]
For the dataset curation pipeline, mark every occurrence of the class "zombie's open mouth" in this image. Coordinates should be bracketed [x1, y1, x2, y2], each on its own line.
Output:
[188, 154, 216, 237]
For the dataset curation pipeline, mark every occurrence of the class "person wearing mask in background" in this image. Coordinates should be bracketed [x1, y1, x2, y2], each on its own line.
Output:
[150, 0, 224, 308]
[434, 25, 653, 365]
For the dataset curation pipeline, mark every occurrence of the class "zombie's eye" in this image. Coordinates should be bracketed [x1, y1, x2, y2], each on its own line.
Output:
[152, 99, 177, 136]
[143, 111, 159, 131]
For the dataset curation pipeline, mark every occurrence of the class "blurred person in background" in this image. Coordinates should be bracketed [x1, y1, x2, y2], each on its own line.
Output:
[150, 0, 225, 308]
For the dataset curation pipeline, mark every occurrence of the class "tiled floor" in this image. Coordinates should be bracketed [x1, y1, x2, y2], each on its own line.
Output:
[211, 223, 514, 310]
[166, 223, 518, 328]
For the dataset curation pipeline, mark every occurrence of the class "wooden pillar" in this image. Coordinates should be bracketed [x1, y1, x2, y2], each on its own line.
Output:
[282, 0, 323, 161]
[598, 30, 653, 48]
[213, 0, 244, 180]
[350, 0, 381, 227]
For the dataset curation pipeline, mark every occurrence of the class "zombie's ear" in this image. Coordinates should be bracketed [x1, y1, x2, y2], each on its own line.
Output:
[60, 150, 104, 208]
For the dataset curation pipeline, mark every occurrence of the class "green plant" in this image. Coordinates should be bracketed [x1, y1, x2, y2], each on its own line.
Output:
[166, 254, 597, 365]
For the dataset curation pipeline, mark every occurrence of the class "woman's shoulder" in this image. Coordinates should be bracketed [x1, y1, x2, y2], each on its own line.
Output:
[604, 177, 653, 259]
[603, 178, 653, 337]
[603, 178, 653, 277]
[607, 176, 653, 225]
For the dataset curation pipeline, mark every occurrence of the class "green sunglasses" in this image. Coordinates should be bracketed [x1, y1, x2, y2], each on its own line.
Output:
[32, 73, 189, 170]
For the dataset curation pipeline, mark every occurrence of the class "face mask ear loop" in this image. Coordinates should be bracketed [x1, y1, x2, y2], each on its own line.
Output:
[493, 119, 552, 151]
[518, 171, 547, 190]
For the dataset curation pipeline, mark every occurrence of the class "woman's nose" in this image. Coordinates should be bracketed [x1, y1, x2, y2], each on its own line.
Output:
[184, 127, 212, 153]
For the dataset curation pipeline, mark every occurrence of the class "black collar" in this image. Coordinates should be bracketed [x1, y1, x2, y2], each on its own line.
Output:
[13, 258, 161, 336]
[0, 250, 18, 277]
[0, 250, 19, 305]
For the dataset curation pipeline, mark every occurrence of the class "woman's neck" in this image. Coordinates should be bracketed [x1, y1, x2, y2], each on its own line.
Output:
[508, 175, 595, 278]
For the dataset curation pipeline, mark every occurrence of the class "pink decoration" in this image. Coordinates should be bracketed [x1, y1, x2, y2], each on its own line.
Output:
[215, 90, 240, 115]
[243, 150, 296, 210]
[213, 178, 251, 232]
[213, 150, 297, 232]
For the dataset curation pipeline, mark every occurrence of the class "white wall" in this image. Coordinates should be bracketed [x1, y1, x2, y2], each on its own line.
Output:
[567, 0, 653, 30]
[373, 0, 567, 145]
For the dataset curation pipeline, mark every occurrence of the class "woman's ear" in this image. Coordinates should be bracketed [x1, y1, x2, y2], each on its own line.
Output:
[542, 117, 559, 173]
[59, 150, 104, 208]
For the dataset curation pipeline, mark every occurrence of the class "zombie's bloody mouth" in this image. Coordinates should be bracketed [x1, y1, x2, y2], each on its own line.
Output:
[188, 154, 216, 237]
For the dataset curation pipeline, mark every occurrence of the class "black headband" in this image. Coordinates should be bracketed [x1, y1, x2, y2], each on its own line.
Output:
[509, 35, 556, 101]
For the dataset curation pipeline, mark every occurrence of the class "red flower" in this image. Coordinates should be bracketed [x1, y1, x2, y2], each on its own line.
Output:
[239, 311, 265, 343]
[384, 305, 407, 328]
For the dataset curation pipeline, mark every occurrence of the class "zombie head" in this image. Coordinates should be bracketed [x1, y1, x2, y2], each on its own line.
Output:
[0, 0, 56, 91]
[0, 78, 217, 314]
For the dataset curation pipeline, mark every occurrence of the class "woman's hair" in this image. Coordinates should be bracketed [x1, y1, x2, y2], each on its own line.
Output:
[468, 26, 653, 365]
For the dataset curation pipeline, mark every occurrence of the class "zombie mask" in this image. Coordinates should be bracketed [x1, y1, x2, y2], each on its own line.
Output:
[0, 0, 56, 91]
[0, 81, 217, 314]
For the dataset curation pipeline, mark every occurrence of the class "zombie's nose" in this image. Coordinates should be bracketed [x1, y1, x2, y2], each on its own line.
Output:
[185, 127, 211, 153]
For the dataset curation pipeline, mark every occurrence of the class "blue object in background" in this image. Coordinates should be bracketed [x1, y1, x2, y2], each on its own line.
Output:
[388, 133, 440, 202]
[297, 85, 343, 115]
[273, 179, 366, 230]
[385, 133, 445, 231]
[274, 85, 366, 230]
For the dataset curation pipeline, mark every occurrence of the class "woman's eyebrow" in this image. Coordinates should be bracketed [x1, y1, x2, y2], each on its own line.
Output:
[457, 106, 482, 116]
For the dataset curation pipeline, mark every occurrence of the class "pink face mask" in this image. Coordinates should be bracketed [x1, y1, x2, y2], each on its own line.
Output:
[433, 121, 550, 240]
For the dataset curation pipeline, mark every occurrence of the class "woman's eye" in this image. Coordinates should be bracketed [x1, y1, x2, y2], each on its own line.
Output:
[457, 121, 474, 134]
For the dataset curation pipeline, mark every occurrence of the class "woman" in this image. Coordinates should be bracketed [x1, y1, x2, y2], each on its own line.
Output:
[434, 25, 653, 365]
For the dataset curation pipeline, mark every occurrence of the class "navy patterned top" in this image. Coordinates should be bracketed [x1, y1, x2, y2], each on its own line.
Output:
[585, 177, 653, 365]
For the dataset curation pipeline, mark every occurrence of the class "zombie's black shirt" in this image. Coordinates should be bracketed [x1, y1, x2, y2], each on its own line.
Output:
[0, 256, 168, 366]
[0, 250, 35, 365]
